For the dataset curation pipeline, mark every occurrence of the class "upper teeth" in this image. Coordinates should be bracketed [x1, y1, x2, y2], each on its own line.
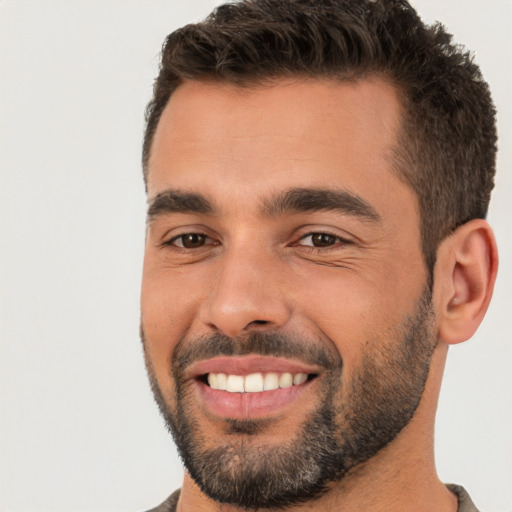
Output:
[207, 372, 308, 393]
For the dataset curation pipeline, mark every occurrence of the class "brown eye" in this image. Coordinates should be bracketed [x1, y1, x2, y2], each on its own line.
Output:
[309, 233, 339, 247]
[175, 233, 207, 248]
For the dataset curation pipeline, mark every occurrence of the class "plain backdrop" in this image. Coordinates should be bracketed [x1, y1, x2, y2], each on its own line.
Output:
[0, 1, 510, 511]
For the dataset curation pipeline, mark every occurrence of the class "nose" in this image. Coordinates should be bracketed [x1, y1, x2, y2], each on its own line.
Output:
[199, 244, 292, 338]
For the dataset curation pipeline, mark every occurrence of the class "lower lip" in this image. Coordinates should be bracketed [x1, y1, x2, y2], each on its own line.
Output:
[196, 379, 314, 419]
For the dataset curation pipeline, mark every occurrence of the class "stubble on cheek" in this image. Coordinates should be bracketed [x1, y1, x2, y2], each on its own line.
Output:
[140, 324, 180, 436]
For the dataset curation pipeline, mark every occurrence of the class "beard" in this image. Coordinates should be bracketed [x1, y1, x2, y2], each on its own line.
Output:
[142, 286, 436, 510]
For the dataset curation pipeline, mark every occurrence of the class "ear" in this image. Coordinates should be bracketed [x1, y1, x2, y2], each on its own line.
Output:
[434, 219, 498, 345]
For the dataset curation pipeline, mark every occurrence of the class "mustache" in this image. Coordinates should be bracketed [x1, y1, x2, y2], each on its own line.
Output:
[172, 331, 342, 373]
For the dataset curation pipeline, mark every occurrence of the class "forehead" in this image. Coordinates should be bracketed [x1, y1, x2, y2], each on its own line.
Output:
[147, 77, 409, 215]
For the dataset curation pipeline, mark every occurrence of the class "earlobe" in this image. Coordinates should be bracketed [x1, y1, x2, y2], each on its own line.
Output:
[435, 219, 498, 345]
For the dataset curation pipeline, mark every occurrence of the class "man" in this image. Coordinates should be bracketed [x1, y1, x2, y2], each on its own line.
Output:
[140, 0, 498, 510]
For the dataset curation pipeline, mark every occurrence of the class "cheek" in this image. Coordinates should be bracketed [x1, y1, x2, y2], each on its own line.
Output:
[299, 283, 378, 369]
[293, 264, 424, 367]
[140, 267, 202, 384]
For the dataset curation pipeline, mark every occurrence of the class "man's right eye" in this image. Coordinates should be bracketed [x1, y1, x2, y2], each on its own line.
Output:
[169, 233, 209, 249]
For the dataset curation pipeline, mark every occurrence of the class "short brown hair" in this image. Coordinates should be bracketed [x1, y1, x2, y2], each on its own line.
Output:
[143, 0, 497, 272]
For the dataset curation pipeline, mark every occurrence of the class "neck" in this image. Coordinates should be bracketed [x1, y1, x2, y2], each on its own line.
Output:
[177, 343, 457, 512]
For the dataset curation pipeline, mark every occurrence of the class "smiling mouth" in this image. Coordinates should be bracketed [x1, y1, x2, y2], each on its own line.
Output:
[189, 355, 322, 419]
[199, 371, 318, 393]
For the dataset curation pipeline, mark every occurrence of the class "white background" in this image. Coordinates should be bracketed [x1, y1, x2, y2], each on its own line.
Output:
[0, 1, 510, 511]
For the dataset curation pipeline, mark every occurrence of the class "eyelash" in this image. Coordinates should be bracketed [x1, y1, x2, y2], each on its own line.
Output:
[295, 231, 352, 252]
[162, 232, 215, 250]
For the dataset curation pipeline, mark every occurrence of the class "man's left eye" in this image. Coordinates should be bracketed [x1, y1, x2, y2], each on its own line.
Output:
[299, 233, 343, 248]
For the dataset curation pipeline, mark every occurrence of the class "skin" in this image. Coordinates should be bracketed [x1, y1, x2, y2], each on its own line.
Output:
[141, 78, 497, 511]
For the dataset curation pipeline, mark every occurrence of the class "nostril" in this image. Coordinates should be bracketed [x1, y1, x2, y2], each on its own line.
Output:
[249, 320, 269, 326]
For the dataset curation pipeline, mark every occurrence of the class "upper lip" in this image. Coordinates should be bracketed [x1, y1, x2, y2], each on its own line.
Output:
[188, 355, 321, 379]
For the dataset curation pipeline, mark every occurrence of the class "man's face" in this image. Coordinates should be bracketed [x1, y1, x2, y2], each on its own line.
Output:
[141, 79, 436, 508]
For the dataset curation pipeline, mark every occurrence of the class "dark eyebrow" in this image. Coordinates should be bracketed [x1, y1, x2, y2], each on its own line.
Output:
[261, 187, 381, 222]
[147, 190, 216, 220]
